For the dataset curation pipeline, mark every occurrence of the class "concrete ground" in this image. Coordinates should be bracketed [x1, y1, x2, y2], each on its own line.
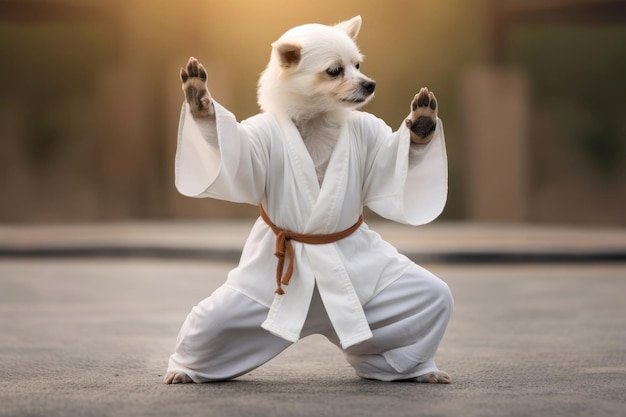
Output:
[0, 221, 625, 417]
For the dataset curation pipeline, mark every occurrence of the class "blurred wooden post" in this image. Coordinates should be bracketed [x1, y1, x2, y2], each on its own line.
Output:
[461, 67, 528, 221]
[94, 65, 162, 218]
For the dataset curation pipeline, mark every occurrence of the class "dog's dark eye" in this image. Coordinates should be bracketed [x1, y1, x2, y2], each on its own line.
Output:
[326, 67, 343, 77]
[355, 63, 360, 70]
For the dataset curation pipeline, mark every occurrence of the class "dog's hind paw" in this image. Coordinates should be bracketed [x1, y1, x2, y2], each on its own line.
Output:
[405, 87, 438, 144]
[163, 371, 194, 384]
[180, 57, 214, 118]
[414, 370, 451, 384]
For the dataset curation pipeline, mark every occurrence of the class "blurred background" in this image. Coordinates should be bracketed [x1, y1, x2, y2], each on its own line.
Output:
[0, 0, 624, 225]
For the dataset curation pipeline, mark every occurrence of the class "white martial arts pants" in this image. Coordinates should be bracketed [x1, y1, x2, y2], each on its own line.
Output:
[167, 264, 453, 382]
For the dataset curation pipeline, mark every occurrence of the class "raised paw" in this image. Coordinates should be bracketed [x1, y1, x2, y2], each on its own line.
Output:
[405, 87, 438, 144]
[414, 370, 451, 384]
[180, 57, 214, 117]
[163, 371, 194, 384]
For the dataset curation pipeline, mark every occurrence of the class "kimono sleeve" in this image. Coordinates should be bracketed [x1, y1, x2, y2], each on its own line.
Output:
[174, 101, 268, 204]
[361, 113, 448, 225]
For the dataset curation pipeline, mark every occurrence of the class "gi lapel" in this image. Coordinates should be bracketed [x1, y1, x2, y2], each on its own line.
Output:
[304, 124, 350, 234]
[263, 118, 372, 349]
[262, 117, 318, 343]
[302, 124, 373, 348]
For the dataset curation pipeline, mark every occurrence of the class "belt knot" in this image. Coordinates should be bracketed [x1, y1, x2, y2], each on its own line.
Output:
[259, 205, 363, 295]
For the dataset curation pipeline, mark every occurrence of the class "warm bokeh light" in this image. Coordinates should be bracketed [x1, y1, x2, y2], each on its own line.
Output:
[0, 0, 625, 224]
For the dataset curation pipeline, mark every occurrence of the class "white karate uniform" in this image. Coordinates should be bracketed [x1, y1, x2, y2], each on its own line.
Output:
[167, 101, 453, 381]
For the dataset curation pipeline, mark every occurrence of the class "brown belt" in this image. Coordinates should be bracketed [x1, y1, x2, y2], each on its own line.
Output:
[259, 205, 364, 295]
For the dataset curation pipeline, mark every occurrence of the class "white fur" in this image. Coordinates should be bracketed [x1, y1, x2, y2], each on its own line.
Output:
[257, 16, 376, 183]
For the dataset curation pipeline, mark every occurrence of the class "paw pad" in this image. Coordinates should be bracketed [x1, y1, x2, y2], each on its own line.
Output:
[412, 88, 437, 111]
[406, 87, 438, 144]
[180, 57, 213, 117]
[181, 57, 207, 83]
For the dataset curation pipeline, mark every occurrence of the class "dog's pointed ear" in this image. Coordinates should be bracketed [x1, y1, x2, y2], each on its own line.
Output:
[273, 41, 302, 68]
[334, 15, 362, 40]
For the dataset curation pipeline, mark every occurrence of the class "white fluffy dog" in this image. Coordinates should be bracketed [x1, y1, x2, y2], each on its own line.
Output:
[180, 16, 438, 184]
[166, 15, 450, 385]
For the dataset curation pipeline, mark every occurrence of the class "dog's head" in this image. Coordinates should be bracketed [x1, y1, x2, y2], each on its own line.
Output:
[258, 16, 376, 120]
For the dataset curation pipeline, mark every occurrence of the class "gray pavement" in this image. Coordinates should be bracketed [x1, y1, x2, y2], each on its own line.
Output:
[0, 221, 625, 416]
[1, 219, 626, 262]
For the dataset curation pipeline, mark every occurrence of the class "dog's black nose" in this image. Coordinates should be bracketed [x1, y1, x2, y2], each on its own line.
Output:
[361, 80, 376, 94]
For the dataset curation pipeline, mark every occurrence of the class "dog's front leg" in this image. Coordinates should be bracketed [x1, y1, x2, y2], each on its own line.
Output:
[405, 87, 438, 144]
[180, 57, 215, 118]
